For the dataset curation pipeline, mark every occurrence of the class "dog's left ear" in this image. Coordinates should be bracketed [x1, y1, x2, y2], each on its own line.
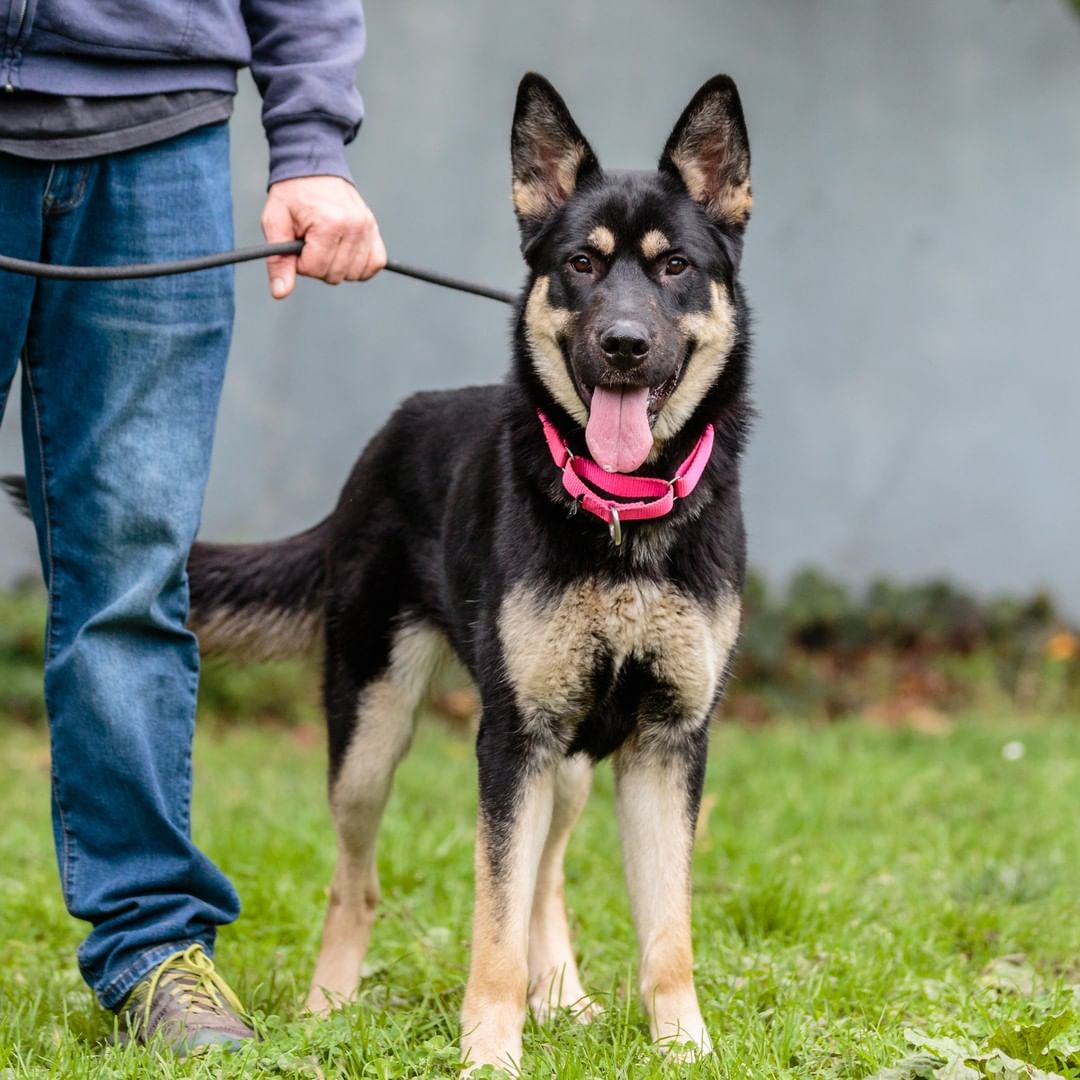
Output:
[660, 75, 752, 230]
[511, 73, 600, 246]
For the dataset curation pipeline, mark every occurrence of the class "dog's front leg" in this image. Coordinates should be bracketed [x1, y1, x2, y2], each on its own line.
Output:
[528, 752, 597, 1022]
[615, 732, 712, 1058]
[461, 729, 555, 1075]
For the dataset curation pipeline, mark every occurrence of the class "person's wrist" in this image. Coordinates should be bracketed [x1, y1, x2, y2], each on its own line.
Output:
[268, 174, 355, 193]
[265, 119, 354, 188]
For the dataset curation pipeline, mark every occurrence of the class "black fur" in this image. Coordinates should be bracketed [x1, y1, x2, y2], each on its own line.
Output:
[193, 72, 750, 872]
[188, 524, 328, 634]
[1, 475, 29, 518]
[3, 73, 757, 1062]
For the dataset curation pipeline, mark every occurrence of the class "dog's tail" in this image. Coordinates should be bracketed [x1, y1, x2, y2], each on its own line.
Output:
[2, 473, 328, 661]
[187, 524, 329, 660]
[0, 475, 30, 517]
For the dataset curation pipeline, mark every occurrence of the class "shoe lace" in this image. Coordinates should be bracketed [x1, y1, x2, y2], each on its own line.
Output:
[134, 945, 246, 1030]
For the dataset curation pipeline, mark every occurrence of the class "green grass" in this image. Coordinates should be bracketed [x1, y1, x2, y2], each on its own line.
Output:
[4, 713, 1080, 1078]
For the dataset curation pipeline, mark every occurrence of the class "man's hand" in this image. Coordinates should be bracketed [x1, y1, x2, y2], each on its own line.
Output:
[260, 176, 387, 299]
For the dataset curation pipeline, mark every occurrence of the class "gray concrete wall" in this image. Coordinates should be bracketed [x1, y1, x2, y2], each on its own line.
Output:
[3, 0, 1080, 611]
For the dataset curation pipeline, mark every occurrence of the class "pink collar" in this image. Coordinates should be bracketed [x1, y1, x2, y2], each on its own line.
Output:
[537, 410, 715, 545]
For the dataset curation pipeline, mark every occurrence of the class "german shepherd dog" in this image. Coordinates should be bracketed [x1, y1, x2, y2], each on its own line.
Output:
[189, 73, 750, 1071]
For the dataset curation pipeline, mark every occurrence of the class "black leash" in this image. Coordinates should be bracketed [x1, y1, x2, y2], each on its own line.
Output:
[0, 239, 517, 306]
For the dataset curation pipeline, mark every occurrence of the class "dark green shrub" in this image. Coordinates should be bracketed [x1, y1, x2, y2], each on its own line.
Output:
[2, 569, 1078, 728]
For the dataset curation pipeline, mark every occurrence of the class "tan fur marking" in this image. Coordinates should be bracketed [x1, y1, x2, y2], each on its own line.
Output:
[194, 605, 322, 661]
[615, 751, 712, 1056]
[500, 581, 740, 733]
[650, 281, 737, 447]
[512, 179, 553, 221]
[670, 149, 753, 225]
[307, 623, 451, 1014]
[587, 225, 616, 256]
[462, 771, 555, 1075]
[524, 276, 588, 426]
[720, 181, 753, 224]
[512, 140, 587, 220]
[640, 229, 669, 260]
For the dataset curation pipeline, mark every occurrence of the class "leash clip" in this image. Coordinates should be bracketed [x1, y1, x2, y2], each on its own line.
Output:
[608, 504, 623, 546]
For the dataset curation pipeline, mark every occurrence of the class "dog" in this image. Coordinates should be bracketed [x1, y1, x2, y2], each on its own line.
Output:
[11, 72, 755, 1073]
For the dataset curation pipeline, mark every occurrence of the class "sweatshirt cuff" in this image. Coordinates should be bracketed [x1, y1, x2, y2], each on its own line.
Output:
[266, 118, 356, 187]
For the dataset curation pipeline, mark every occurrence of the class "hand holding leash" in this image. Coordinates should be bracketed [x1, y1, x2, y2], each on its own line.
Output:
[260, 176, 388, 299]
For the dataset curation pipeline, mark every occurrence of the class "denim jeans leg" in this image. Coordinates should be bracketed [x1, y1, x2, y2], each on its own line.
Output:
[0, 154, 44, 423]
[19, 122, 242, 1010]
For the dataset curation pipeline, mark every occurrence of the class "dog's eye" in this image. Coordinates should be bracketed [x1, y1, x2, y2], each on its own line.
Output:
[570, 254, 594, 274]
[665, 256, 689, 276]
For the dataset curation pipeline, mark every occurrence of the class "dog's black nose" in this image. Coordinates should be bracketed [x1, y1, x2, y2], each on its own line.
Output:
[599, 321, 650, 369]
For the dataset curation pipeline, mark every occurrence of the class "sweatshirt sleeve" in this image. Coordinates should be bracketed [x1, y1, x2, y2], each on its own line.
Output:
[239, 0, 366, 186]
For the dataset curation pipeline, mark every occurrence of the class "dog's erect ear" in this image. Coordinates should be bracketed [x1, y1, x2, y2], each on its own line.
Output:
[511, 74, 600, 243]
[660, 75, 752, 229]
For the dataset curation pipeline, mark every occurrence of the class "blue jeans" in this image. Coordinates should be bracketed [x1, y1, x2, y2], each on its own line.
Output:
[0, 122, 241, 1010]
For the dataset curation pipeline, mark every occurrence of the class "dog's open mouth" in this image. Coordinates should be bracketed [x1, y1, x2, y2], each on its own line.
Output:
[579, 363, 683, 474]
[646, 366, 682, 419]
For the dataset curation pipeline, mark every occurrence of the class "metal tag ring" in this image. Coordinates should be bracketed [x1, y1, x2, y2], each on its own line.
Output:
[608, 504, 622, 546]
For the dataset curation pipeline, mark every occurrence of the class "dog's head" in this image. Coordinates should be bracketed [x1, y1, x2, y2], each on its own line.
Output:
[512, 73, 751, 473]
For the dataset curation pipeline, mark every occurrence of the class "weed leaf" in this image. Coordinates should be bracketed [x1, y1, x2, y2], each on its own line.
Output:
[988, 1012, 1073, 1070]
[933, 1058, 980, 1079]
[977, 955, 1038, 997]
[869, 1053, 946, 1079]
[977, 1048, 1064, 1077]
[904, 1029, 980, 1060]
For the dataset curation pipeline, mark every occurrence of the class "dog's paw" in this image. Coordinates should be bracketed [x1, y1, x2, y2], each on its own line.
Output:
[653, 1018, 713, 1062]
[527, 962, 601, 1026]
[460, 1007, 524, 1078]
[460, 1041, 522, 1079]
[528, 989, 603, 1026]
[460, 1064, 517, 1080]
[304, 985, 349, 1016]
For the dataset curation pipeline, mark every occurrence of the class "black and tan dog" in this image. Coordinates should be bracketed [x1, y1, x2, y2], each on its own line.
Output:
[190, 72, 753, 1072]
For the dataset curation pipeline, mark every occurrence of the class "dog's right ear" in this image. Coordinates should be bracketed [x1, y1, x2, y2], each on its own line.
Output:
[660, 75, 752, 231]
[511, 74, 600, 247]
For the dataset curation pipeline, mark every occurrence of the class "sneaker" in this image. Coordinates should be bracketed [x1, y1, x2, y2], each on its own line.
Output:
[117, 944, 255, 1056]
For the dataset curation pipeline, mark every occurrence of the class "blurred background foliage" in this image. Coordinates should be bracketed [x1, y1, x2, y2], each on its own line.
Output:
[733, 569, 1078, 726]
[4, 573, 1077, 732]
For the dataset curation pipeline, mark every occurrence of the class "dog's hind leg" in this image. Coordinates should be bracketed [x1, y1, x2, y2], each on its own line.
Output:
[615, 731, 713, 1058]
[461, 719, 557, 1075]
[306, 621, 448, 1014]
[526, 752, 598, 1023]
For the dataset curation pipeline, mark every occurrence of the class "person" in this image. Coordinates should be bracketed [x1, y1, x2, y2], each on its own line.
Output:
[0, 0, 385, 1054]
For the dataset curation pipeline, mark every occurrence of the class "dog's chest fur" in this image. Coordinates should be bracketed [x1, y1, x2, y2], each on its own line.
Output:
[498, 577, 740, 752]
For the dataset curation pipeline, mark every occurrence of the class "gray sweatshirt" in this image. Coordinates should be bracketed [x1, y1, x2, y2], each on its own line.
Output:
[0, 0, 366, 183]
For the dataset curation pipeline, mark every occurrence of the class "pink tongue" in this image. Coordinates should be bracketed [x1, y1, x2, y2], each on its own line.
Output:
[585, 385, 653, 473]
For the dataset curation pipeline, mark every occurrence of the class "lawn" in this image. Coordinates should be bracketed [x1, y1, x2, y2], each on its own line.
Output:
[3, 711, 1080, 1078]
